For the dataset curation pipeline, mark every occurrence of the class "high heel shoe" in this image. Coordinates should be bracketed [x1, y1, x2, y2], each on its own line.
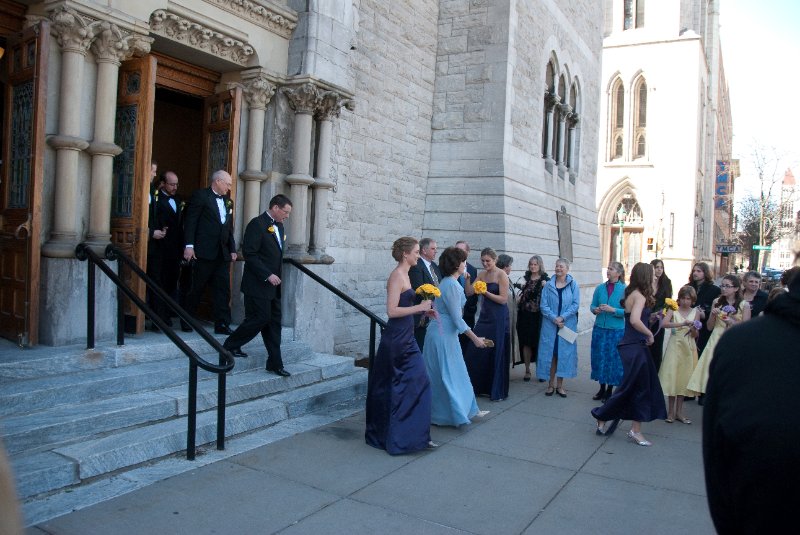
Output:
[592, 384, 606, 400]
[627, 430, 652, 447]
[545, 384, 555, 396]
[602, 386, 613, 402]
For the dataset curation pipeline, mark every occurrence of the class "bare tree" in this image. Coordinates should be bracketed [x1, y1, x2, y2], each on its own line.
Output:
[734, 144, 798, 270]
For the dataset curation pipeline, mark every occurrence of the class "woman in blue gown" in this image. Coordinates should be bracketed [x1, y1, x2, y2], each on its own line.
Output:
[422, 247, 488, 426]
[464, 248, 510, 401]
[592, 262, 667, 447]
[365, 237, 436, 454]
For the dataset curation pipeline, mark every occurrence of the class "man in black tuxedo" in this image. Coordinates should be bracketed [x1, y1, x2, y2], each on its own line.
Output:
[223, 194, 293, 376]
[455, 240, 479, 351]
[182, 170, 237, 334]
[409, 237, 441, 350]
[147, 171, 184, 328]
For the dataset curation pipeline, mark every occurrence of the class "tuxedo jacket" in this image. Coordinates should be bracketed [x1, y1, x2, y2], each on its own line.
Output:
[239, 212, 285, 300]
[463, 262, 478, 324]
[183, 187, 235, 260]
[409, 259, 441, 291]
[148, 190, 184, 261]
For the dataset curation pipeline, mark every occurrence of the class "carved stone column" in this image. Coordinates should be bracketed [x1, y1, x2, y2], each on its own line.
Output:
[85, 24, 151, 250]
[240, 72, 276, 225]
[281, 83, 320, 256]
[309, 92, 353, 261]
[566, 111, 580, 182]
[556, 103, 571, 167]
[43, 7, 97, 257]
[543, 92, 559, 171]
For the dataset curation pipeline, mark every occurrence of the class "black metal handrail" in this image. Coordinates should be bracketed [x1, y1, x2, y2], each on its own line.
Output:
[283, 257, 387, 366]
[75, 243, 235, 460]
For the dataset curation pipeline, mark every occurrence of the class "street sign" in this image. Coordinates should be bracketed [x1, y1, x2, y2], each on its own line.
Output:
[752, 245, 772, 251]
[715, 244, 741, 253]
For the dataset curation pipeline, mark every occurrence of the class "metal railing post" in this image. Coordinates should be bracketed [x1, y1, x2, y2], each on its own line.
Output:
[116, 262, 125, 346]
[87, 260, 95, 350]
[187, 360, 198, 460]
[217, 369, 226, 451]
[369, 319, 377, 368]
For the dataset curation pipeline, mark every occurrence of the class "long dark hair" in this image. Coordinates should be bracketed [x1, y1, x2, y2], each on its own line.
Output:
[689, 262, 714, 285]
[622, 262, 655, 308]
[650, 259, 672, 301]
[714, 274, 743, 311]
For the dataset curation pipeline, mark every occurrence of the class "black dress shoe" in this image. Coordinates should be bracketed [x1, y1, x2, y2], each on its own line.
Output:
[266, 366, 291, 377]
[214, 324, 234, 335]
[225, 347, 248, 358]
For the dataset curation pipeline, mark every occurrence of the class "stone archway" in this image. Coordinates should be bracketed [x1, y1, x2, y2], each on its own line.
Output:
[608, 196, 644, 274]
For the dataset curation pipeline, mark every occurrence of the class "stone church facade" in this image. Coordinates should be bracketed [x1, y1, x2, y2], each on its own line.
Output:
[595, 0, 731, 282]
[0, 0, 603, 354]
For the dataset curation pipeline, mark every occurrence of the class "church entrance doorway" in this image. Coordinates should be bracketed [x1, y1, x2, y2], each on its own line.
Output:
[112, 53, 241, 334]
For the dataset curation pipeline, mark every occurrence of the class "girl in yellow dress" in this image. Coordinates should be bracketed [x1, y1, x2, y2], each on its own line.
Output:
[658, 285, 701, 423]
[687, 274, 751, 395]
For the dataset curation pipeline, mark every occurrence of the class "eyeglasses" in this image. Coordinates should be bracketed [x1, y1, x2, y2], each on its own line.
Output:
[720, 284, 735, 288]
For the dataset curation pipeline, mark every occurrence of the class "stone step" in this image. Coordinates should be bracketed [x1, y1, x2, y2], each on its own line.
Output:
[0, 326, 296, 382]
[1, 355, 355, 456]
[12, 369, 367, 498]
[0, 337, 309, 418]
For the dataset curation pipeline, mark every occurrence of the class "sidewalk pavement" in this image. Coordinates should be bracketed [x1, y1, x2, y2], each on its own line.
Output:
[28, 334, 715, 535]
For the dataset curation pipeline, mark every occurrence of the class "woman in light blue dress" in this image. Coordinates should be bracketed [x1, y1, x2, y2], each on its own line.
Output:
[423, 246, 488, 426]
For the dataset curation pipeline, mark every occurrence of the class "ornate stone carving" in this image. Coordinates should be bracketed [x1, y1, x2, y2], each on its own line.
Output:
[50, 7, 98, 54]
[242, 75, 276, 110]
[315, 91, 355, 121]
[203, 0, 297, 38]
[91, 22, 152, 64]
[558, 103, 572, 121]
[544, 90, 560, 112]
[149, 10, 255, 66]
[281, 83, 322, 114]
[567, 111, 580, 127]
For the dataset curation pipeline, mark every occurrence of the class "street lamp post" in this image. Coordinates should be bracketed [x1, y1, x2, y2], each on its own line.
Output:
[616, 205, 627, 264]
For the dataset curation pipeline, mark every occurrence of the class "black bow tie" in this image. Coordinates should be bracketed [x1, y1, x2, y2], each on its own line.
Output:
[214, 193, 224, 200]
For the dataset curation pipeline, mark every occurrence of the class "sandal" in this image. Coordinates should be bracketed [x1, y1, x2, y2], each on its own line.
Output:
[556, 388, 567, 398]
[665, 414, 674, 423]
[545, 384, 555, 396]
[675, 416, 692, 424]
[523, 371, 531, 382]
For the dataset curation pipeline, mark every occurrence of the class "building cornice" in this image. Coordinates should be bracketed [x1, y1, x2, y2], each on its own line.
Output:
[202, 0, 297, 39]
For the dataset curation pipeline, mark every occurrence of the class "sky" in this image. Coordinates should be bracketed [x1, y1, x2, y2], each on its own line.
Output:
[719, 0, 800, 197]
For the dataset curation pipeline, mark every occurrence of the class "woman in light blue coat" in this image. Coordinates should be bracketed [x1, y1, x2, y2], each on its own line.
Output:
[536, 258, 580, 397]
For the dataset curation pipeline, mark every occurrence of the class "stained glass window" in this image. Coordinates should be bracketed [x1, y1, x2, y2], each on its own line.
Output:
[208, 130, 229, 175]
[112, 105, 138, 217]
[8, 81, 34, 209]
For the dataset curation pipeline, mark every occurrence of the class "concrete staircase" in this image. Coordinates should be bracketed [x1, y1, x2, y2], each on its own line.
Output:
[0, 328, 367, 505]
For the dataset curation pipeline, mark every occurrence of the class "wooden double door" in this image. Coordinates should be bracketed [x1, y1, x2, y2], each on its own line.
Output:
[0, 43, 242, 345]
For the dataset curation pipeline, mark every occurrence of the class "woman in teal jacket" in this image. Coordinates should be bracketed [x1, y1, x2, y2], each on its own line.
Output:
[536, 258, 580, 396]
[589, 262, 626, 402]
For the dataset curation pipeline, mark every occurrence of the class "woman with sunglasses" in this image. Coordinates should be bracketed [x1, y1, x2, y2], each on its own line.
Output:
[687, 274, 751, 397]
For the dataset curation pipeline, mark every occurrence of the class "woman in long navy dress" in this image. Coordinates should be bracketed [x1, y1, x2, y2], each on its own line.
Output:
[592, 262, 667, 447]
[464, 248, 510, 401]
[365, 237, 436, 454]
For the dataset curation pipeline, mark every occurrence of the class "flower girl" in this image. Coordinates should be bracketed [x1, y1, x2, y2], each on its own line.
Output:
[658, 286, 701, 423]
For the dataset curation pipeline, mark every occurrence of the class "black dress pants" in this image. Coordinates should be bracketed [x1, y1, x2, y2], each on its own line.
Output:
[185, 256, 231, 326]
[224, 293, 283, 370]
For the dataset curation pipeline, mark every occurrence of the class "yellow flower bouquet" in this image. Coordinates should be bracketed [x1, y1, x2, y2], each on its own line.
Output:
[664, 298, 678, 311]
[473, 280, 488, 295]
[415, 283, 441, 300]
[415, 283, 441, 327]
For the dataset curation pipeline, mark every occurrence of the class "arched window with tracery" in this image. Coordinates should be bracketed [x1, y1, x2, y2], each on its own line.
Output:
[566, 82, 580, 174]
[610, 78, 624, 160]
[552, 74, 566, 163]
[610, 196, 644, 271]
[633, 76, 647, 158]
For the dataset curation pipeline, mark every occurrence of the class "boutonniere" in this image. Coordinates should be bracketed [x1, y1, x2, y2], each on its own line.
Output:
[267, 226, 275, 233]
[225, 199, 233, 214]
[180, 201, 186, 211]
